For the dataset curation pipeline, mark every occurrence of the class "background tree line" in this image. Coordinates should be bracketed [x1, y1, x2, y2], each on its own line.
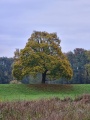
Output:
[0, 48, 90, 84]
[65, 48, 90, 84]
[0, 57, 14, 83]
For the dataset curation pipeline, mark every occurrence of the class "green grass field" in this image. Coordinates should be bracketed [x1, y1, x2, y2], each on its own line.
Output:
[0, 84, 90, 101]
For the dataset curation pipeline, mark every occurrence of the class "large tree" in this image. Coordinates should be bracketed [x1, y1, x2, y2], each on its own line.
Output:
[12, 31, 73, 83]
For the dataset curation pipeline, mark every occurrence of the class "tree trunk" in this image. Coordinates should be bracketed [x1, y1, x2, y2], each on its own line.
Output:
[42, 70, 47, 84]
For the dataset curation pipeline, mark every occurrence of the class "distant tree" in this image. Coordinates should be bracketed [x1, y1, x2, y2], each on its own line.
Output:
[12, 48, 22, 80]
[0, 57, 14, 84]
[84, 50, 90, 83]
[84, 64, 90, 83]
[14, 49, 20, 59]
[66, 48, 88, 83]
[12, 31, 73, 83]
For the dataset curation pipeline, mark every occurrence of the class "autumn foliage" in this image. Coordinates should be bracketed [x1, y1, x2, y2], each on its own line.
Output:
[13, 31, 73, 83]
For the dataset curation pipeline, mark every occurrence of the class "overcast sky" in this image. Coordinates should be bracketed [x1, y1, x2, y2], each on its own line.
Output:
[0, 0, 90, 57]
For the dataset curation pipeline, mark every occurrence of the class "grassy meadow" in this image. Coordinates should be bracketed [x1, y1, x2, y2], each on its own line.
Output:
[0, 84, 90, 120]
[0, 84, 90, 101]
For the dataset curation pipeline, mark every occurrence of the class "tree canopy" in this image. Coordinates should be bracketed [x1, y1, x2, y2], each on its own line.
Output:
[12, 31, 73, 83]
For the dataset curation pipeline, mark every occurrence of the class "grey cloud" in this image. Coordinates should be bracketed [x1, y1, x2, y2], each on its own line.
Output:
[0, 0, 90, 57]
